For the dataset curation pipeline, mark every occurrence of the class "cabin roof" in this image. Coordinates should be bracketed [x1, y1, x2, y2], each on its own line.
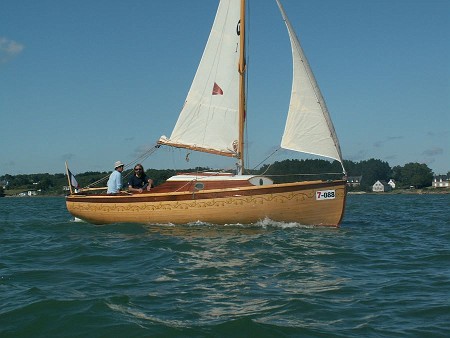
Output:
[167, 174, 259, 182]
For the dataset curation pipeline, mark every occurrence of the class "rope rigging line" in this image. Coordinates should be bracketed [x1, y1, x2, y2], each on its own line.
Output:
[251, 147, 281, 173]
[264, 172, 344, 178]
[249, 145, 343, 177]
[250, 148, 342, 178]
[84, 142, 161, 189]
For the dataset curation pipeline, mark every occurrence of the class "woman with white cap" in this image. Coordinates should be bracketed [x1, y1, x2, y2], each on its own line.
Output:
[107, 161, 124, 194]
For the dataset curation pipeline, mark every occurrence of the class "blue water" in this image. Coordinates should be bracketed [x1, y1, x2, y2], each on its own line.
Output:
[1, 194, 449, 337]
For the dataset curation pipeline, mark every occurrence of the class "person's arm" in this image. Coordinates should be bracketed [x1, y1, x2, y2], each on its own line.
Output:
[128, 176, 145, 193]
[146, 178, 154, 191]
[115, 172, 123, 192]
[128, 185, 144, 193]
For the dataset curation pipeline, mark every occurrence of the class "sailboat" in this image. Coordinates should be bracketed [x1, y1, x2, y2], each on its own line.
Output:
[66, 0, 347, 226]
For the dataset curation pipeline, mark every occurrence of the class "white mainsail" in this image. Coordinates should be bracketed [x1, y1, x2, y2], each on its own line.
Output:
[276, 0, 345, 170]
[159, 0, 241, 157]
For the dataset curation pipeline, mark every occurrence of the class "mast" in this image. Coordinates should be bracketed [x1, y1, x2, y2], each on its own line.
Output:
[238, 0, 246, 175]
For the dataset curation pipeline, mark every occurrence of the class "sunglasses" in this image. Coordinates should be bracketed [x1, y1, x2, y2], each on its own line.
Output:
[134, 168, 143, 171]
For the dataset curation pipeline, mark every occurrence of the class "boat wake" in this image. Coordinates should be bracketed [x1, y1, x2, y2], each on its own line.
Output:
[254, 217, 315, 229]
[143, 218, 316, 231]
[70, 217, 85, 223]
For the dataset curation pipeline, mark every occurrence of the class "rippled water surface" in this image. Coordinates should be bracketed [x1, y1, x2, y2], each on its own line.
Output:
[1, 194, 449, 337]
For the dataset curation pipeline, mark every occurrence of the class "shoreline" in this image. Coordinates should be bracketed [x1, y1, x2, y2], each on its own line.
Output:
[348, 189, 449, 195]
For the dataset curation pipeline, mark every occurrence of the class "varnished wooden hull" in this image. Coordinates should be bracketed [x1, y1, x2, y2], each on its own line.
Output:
[66, 179, 347, 226]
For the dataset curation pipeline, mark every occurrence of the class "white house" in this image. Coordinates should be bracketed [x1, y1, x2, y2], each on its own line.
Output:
[432, 175, 450, 188]
[347, 176, 362, 187]
[387, 179, 396, 189]
[372, 180, 392, 192]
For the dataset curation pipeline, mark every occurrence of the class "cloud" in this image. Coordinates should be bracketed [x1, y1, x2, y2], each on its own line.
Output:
[427, 130, 449, 137]
[60, 153, 76, 161]
[0, 37, 25, 63]
[373, 136, 403, 148]
[3, 160, 16, 167]
[132, 144, 161, 159]
[422, 147, 443, 157]
[0, 161, 16, 175]
[384, 154, 398, 161]
[346, 149, 367, 161]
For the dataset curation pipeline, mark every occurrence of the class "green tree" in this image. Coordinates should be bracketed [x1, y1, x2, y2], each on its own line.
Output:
[345, 158, 392, 191]
[37, 176, 53, 191]
[392, 162, 433, 188]
[258, 159, 342, 183]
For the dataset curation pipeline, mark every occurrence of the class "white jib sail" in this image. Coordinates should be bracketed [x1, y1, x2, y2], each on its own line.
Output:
[276, 0, 344, 168]
[159, 0, 241, 157]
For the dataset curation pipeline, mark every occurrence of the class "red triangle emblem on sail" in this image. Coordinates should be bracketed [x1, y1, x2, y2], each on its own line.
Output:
[212, 82, 223, 95]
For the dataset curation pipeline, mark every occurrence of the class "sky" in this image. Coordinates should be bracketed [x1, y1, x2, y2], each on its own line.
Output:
[1, 0, 449, 176]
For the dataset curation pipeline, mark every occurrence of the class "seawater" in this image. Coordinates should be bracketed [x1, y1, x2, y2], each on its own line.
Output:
[0, 194, 449, 337]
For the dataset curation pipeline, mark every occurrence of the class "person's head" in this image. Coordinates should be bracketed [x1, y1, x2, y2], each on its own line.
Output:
[114, 161, 125, 172]
[134, 164, 144, 176]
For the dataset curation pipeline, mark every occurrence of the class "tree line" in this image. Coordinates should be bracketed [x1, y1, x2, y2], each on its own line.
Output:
[259, 158, 438, 190]
[0, 159, 445, 195]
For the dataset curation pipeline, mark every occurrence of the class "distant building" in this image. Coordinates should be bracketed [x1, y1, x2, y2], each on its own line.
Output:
[347, 176, 362, 187]
[372, 180, 392, 192]
[387, 179, 396, 189]
[0, 180, 7, 189]
[432, 175, 450, 188]
[18, 190, 38, 197]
